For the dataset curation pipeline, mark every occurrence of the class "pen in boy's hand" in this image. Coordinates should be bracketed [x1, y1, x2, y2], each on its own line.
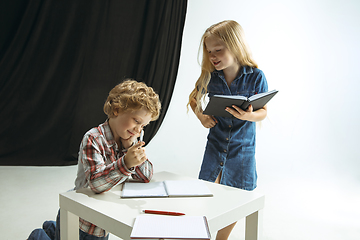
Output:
[140, 129, 144, 142]
[136, 130, 144, 149]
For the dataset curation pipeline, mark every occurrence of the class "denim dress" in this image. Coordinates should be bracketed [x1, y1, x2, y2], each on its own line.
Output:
[198, 66, 268, 191]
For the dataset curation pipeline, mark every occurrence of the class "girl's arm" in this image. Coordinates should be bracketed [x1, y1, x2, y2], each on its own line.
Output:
[225, 104, 267, 122]
[190, 98, 218, 128]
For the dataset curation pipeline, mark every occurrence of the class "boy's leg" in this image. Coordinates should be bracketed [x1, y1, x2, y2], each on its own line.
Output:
[27, 229, 51, 240]
[43, 221, 56, 240]
[54, 209, 60, 240]
[79, 230, 109, 240]
[55, 208, 109, 240]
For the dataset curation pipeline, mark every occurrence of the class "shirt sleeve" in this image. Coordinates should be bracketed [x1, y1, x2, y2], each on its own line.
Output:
[80, 134, 132, 194]
[132, 160, 153, 182]
[254, 69, 268, 94]
[79, 134, 153, 193]
[121, 145, 153, 183]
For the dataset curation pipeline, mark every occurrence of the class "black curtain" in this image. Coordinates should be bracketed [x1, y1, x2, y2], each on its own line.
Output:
[0, 0, 187, 166]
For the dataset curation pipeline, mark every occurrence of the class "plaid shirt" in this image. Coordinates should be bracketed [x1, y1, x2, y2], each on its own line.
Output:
[74, 120, 153, 237]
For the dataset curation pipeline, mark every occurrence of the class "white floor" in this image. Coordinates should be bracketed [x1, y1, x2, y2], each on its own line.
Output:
[0, 166, 359, 240]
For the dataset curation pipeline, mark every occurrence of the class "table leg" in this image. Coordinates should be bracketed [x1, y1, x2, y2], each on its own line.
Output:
[245, 209, 263, 240]
[60, 208, 79, 240]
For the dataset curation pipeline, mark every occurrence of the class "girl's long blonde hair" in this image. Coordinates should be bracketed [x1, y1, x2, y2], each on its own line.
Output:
[187, 20, 258, 113]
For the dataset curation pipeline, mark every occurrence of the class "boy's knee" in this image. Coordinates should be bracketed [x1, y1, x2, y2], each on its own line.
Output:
[42, 220, 56, 239]
[27, 228, 51, 240]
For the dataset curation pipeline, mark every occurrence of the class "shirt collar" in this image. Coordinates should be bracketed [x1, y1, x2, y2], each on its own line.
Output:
[101, 119, 117, 148]
[239, 65, 253, 76]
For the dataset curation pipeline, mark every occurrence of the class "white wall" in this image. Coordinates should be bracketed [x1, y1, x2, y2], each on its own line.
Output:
[147, 0, 360, 239]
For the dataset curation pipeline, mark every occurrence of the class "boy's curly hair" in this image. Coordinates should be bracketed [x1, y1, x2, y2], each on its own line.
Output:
[103, 79, 161, 120]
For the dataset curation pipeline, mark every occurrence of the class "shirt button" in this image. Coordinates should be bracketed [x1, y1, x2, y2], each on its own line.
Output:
[223, 149, 227, 153]
[228, 125, 232, 128]
[225, 138, 229, 141]
[220, 162, 224, 166]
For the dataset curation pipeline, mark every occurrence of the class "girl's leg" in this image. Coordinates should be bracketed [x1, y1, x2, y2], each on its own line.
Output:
[214, 171, 237, 240]
[214, 170, 222, 184]
[216, 223, 237, 240]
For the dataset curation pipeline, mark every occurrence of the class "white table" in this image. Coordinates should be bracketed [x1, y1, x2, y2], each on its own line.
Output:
[60, 171, 265, 240]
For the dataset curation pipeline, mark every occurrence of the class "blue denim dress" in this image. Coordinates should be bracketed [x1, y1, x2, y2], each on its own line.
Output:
[198, 66, 268, 191]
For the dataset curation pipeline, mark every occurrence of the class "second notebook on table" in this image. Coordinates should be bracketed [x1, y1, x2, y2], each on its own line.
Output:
[130, 215, 211, 239]
[121, 180, 213, 198]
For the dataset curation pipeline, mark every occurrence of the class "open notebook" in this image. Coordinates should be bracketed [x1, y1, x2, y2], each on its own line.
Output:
[131, 215, 211, 239]
[203, 89, 278, 118]
[121, 180, 213, 198]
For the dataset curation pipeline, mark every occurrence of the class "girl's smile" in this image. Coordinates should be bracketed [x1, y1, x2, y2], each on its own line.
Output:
[213, 60, 221, 66]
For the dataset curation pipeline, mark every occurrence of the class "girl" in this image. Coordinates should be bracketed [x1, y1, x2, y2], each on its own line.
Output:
[187, 20, 268, 240]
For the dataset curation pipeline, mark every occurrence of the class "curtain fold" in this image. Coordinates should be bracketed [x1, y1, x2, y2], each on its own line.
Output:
[0, 0, 187, 166]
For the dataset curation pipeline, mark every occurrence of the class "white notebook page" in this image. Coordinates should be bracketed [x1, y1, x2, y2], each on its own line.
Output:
[121, 182, 167, 198]
[164, 180, 213, 197]
[131, 215, 210, 239]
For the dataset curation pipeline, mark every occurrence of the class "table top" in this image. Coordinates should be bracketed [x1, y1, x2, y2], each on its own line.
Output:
[60, 171, 265, 238]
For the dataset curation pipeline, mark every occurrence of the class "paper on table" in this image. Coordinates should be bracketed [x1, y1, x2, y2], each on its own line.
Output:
[121, 181, 168, 198]
[121, 180, 213, 198]
[130, 215, 211, 239]
[164, 180, 213, 197]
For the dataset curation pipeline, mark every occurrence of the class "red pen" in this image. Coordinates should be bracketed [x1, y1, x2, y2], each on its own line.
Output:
[143, 209, 185, 216]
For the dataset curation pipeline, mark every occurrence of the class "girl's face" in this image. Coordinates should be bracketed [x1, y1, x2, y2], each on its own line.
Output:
[109, 108, 152, 142]
[205, 35, 237, 71]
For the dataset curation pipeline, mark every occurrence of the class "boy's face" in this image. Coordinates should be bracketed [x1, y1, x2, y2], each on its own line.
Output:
[109, 108, 152, 141]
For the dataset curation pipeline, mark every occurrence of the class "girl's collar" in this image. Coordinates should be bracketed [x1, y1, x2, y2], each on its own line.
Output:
[214, 66, 253, 77]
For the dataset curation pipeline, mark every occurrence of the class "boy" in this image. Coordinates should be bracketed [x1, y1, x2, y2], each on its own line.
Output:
[28, 79, 161, 240]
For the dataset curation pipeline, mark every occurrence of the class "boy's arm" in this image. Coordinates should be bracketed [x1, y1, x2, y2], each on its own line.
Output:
[80, 136, 134, 194]
[122, 142, 153, 182]
[131, 160, 153, 182]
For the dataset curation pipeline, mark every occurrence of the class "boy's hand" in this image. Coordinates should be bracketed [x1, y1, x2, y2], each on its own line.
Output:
[198, 113, 218, 128]
[124, 141, 147, 169]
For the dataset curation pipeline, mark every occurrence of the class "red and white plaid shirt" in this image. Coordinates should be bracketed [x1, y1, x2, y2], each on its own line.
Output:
[74, 120, 153, 237]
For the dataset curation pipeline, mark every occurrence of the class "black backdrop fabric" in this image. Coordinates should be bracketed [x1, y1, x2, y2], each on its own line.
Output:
[0, 0, 187, 166]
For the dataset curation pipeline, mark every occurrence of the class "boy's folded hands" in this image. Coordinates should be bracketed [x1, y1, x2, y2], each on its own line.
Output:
[124, 141, 147, 169]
